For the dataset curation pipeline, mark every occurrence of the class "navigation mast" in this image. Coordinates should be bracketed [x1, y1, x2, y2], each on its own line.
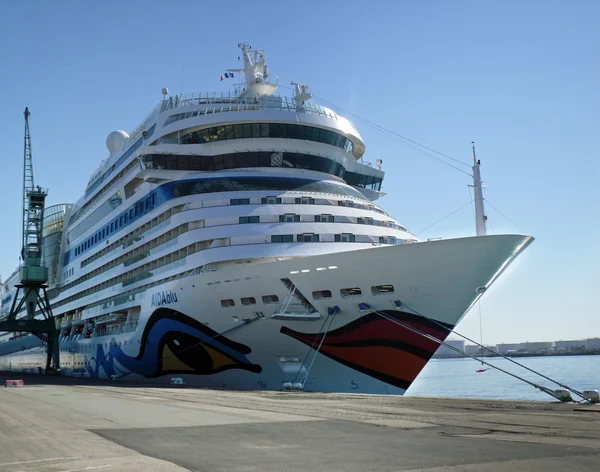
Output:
[228, 42, 277, 99]
[471, 143, 487, 236]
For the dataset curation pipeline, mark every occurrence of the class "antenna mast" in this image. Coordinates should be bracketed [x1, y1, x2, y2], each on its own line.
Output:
[471, 142, 487, 236]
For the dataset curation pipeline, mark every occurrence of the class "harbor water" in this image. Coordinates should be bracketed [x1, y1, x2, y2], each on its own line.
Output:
[407, 355, 600, 401]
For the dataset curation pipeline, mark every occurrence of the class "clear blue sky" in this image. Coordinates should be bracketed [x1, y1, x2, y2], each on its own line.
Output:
[0, 1, 598, 344]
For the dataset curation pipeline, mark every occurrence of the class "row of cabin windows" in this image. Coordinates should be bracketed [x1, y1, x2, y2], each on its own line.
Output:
[221, 294, 280, 308]
[312, 285, 395, 300]
[231, 196, 390, 216]
[243, 214, 360, 224]
[77, 203, 401, 282]
[63, 223, 190, 294]
[80, 206, 183, 268]
[74, 193, 157, 257]
[178, 122, 354, 155]
[270, 233, 395, 243]
[72, 177, 388, 262]
[66, 229, 398, 308]
[271, 234, 397, 244]
[49, 262, 198, 313]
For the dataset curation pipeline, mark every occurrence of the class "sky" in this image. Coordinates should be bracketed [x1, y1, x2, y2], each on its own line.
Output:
[0, 1, 598, 345]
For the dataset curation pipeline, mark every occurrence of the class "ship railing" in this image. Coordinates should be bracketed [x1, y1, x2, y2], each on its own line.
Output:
[128, 101, 162, 141]
[95, 321, 138, 337]
[160, 92, 339, 121]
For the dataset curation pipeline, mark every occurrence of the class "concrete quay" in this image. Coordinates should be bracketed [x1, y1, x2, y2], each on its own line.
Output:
[0, 372, 598, 471]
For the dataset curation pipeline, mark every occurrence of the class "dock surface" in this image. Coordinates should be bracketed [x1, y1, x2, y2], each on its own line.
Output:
[1, 372, 599, 471]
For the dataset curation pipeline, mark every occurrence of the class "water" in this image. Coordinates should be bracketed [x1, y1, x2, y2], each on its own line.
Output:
[406, 355, 600, 401]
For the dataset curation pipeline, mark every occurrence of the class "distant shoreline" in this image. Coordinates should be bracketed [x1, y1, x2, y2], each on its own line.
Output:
[434, 351, 600, 359]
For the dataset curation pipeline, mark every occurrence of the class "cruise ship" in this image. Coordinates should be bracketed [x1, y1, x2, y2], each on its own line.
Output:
[0, 44, 532, 394]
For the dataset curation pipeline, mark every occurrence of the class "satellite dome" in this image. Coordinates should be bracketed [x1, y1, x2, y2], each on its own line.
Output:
[106, 130, 129, 153]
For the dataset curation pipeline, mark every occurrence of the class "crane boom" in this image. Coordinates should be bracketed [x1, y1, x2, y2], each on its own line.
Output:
[22, 107, 35, 257]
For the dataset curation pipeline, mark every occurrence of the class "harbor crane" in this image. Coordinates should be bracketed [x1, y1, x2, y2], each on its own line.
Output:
[0, 108, 60, 373]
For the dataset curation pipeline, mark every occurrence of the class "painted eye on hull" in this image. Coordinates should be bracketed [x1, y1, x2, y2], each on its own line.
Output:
[107, 308, 262, 379]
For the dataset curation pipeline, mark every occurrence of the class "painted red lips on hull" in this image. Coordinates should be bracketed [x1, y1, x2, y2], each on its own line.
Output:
[280, 310, 452, 390]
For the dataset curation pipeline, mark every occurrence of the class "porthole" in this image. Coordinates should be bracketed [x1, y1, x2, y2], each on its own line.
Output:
[241, 297, 256, 306]
[372, 285, 394, 295]
[313, 290, 332, 300]
[262, 295, 279, 304]
[340, 287, 362, 298]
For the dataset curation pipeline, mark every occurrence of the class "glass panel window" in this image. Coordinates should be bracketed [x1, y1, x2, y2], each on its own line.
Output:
[251, 123, 261, 138]
[295, 197, 315, 204]
[297, 233, 319, 242]
[241, 297, 256, 306]
[239, 216, 259, 224]
[271, 235, 293, 243]
[315, 214, 333, 223]
[335, 233, 355, 242]
[242, 124, 252, 138]
[233, 124, 243, 139]
[262, 196, 282, 204]
[260, 123, 270, 137]
[280, 213, 300, 222]
[221, 299, 235, 308]
[230, 198, 250, 205]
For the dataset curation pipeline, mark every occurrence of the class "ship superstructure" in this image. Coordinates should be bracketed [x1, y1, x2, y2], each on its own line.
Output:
[0, 44, 532, 393]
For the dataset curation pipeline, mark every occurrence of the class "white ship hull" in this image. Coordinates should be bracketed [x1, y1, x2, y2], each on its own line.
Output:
[0, 234, 531, 394]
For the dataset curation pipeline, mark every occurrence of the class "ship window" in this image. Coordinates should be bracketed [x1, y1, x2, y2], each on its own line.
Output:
[341, 287, 362, 298]
[335, 233, 355, 242]
[297, 233, 319, 242]
[372, 285, 395, 295]
[241, 297, 256, 306]
[178, 123, 354, 153]
[271, 235, 293, 243]
[233, 124, 243, 139]
[279, 214, 300, 222]
[231, 198, 250, 206]
[295, 197, 315, 204]
[262, 295, 279, 304]
[313, 290, 332, 299]
[242, 124, 252, 138]
[262, 196, 282, 204]
[221, 299, 235, 308]
[239, 216, 259, 224]
[314, 214, 334, 223]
